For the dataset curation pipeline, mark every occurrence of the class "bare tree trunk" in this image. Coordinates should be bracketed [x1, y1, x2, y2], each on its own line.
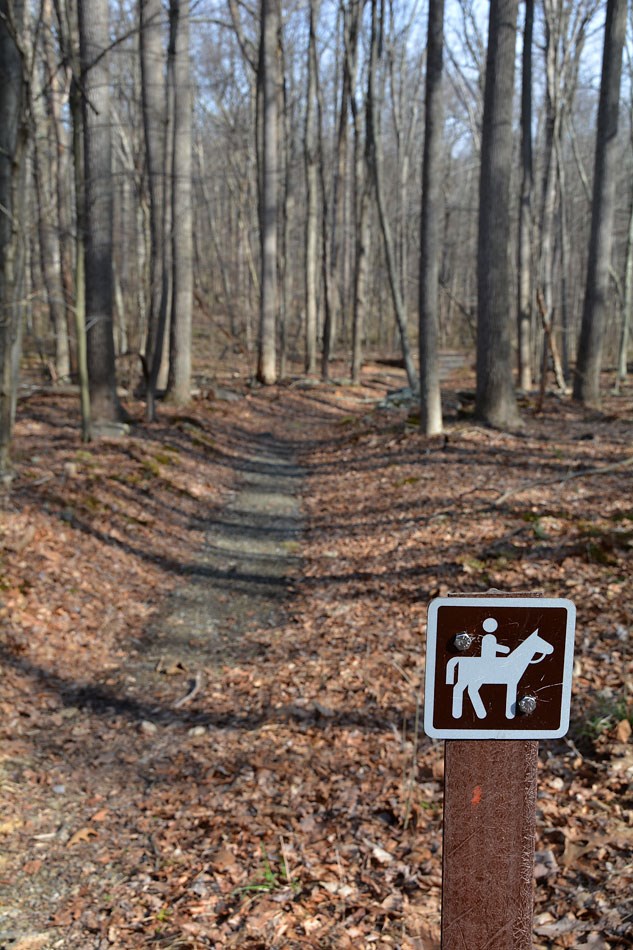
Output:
[42, 0, 75, 377]
[367, 0, 417, 392]
[351, 177, 370, 383]
[140, 0, 167, 403]
[556, 135, 571, 379]
[69, 36, 91, 441]
[574, 0, 627, 406]
[517, 0, 533, 392]
[0, 0, 28, 476]
[278, 24, 292, 380]
[256, 0, 279, 385]
[36, 0, 71, 382]
[615, 192, 633, 391]
[326, 3, 352, 367]
[166, 0, 193, 405]
[140, 0, 173, 418]
[348, 0, 366, 384]
[79, 0, 123, 427]
[304, 0, 318, 375]
[33, 95, 70, 382]
[475, 0, 521, 430]
[316, 35, 334, 380]
[419, 0, 445, 435]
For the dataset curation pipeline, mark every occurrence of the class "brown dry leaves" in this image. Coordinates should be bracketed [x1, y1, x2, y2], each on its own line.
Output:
[0, 370, 631, 948]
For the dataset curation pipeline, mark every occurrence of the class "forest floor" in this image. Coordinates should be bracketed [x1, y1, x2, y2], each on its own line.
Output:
[0, 361, 632, 950]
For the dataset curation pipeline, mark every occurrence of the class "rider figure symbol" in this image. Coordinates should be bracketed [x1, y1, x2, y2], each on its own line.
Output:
[447, 616, 554, 720]
[480, 619, 510, 661]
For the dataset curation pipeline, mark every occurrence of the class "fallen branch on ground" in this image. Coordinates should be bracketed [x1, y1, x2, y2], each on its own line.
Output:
[174, 670, 204, 708]
[494, 455, 633, 507]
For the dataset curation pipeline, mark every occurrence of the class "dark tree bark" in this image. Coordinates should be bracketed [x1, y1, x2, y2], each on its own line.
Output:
[516, 0, 533, 392]
[140, 0, 167, 415]
[78, 0, 123, 427]
[0, 0, 28, 476]
[166, 0, 193, 405]
[573, 0, 627, 406]
[256, 0, 279, 385]
[475, 0, 521, 430]
[304, 0, 318, 375]
[419, 0, 445, 435]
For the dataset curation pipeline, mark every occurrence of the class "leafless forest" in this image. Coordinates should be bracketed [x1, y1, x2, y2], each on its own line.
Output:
[0, 0, 631, 462]
[1, 2, 633, 946]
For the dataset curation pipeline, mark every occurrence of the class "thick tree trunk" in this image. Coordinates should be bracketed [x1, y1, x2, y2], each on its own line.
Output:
[140, 0, 167, 396]
[166, 0, 193, 405]
[256, 0, 279, 385]
[0, 0, 27, 476]
[79, 0, 122, 426]
[35, 3, 71, 383]
[475, 0, 521, 430]
[573, 0, 627, 406]
[33, 102, 70, 383]
[418, 0, 445, 435]
[42, 0, 75, 377]
[517, 0, 533, 392]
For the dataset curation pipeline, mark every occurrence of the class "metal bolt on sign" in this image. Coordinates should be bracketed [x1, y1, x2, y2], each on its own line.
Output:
[518, 694, 537, 715]
[424, 594, 576, 950]
[454, 631, 473, 651]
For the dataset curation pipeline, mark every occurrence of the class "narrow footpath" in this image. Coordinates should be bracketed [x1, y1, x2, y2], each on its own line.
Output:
[145, 428, 305, 677]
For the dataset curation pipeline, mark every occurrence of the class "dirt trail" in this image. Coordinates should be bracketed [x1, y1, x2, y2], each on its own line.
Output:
[144, 428, 305, 676]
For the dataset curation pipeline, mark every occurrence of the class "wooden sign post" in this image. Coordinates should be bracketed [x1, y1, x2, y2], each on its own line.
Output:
[424, 596, 576, 949]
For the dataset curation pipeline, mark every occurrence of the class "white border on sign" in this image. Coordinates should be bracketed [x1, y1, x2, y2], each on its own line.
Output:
[423, 597, 576, 740]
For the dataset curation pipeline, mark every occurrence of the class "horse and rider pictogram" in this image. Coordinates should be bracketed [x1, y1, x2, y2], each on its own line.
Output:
[424, 597, 576, 740]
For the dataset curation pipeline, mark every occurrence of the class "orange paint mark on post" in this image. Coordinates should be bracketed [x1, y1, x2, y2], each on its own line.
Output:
[471, 785, 482, 806]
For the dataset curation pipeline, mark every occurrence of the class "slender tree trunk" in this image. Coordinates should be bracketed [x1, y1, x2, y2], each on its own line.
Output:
[70, 59, 91, 440]
[556, 136, 571, 379]
[79, 0, 122, 426]
[367, 0, 417, 393]
[419, 0, 445, 435]
[517, 0, 533, 392]
[475, 0, 521, 430]
[573, 0, 627, 406]
[348, 0, 365, 384]
[326, 3, 352, 367]
[316, 35, 334, 380]
[351, 178, 370, 384]
[0, 0, 28, 476]
[304, 0, 318, 375]
[615, 193, 633, 391]
[33, 100, 70, 382]
[257, 0, 279, 385]
[166, 0, 193, 405]
[278, 26, 291, 381]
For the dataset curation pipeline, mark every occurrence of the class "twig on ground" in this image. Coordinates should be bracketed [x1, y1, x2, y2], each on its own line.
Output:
[493, 455, 633, 507]
[174, 670, 204, 708]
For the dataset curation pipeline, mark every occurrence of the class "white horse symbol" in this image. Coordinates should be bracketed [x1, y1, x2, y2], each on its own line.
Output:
[446, 628, 554, 719]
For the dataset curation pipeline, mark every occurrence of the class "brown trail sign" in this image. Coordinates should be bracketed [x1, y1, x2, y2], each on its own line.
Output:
[424, 595, 576, 949]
